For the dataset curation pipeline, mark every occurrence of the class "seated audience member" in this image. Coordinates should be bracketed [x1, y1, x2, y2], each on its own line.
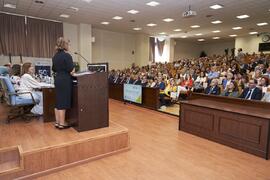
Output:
[133, 75, 141, 85]
[258, 76, 269, 93]
[194, 71, 207, 92]
[141, 76, 148, 87]
[164, 79, 177, 97]
[10, 64, 21, 90]
[261, 87, 270, 102]
[222, 72, 234, 90]
[207, 66, 220, 84]
[182, 74, 193, 90]
[125, 74, 133, 84]
[18, 63, 43, 115]
[239, 79, 262, 100]
[119, 73, 126, 84]
[221, 81, 239, 98]
[204, 79, 221, 95]
[158, 78, 166, 109]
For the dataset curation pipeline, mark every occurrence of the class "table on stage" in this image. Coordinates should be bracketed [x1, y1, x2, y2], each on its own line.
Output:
[42, 72, 109, 132]
[179, 93, 270, 159]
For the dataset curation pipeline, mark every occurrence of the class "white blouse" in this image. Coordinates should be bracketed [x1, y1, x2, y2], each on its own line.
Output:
[18, 74, 41, 93]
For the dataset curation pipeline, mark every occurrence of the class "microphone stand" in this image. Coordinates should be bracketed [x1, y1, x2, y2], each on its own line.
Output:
[74, 52, 90, 65]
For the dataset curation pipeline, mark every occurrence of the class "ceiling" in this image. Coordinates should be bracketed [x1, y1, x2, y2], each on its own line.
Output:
[1, 0, 270, 42]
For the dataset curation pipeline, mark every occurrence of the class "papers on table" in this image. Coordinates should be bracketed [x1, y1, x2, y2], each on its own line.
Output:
[39, 82, 54, 88]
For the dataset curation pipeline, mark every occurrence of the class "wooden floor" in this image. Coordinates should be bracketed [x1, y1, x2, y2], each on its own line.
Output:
[32, 99, 270, 180]
[158, 103, 179, 116]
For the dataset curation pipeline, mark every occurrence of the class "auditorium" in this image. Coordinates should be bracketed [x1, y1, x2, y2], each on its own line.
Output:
[0, 0, 270, 179]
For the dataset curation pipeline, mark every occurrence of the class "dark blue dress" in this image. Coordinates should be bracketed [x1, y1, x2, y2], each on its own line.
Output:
[52, 50, 74, 110]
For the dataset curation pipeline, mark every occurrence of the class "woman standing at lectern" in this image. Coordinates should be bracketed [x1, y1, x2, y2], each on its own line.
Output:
[52, 37, 74, 129]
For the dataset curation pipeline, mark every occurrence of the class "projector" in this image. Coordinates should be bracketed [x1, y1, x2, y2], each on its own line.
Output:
[182, 10, 197, 18]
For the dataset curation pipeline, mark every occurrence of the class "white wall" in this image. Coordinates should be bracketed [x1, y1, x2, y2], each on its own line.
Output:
[174, 40, 201, 60]
[92, 28, 136, 70]
[235, 35, 270, 54]
[135, 34, 149, 67]
[201, 40, 235, 56]
[63, 22, 79, 62]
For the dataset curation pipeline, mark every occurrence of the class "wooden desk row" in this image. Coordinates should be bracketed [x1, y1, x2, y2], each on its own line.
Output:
[109, 83, 160, 110]
[179, 93, 270, 159]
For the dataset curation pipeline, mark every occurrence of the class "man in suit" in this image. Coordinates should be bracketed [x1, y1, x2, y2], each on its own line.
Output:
[239, 79, 262, 100]
[204, 79, 221, 95]
[133, 75, 141, 85]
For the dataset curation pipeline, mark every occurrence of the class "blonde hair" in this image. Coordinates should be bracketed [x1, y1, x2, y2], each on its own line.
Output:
[55, 37, 69, 52]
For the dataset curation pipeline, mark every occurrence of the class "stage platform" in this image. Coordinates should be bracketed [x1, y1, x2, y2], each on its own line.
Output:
[0, 119, 130, 180]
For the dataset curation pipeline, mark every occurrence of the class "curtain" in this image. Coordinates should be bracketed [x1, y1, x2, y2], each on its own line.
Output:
[149, 37, 155, 62]
[26, 18, 63, 58]
[0, 13, 27, 56]
[157, 39, 165, 57]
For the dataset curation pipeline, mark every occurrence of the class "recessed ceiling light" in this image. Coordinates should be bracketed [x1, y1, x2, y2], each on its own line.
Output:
[212, 37, 220, 39]
[191, 25, 200, 28]
[159, 32, 166, 35]
[181, 36, 187, 38]
[133, 27, 142, 31]
[174, 29, 182, 32]
[211, 20, 222, 24]
[112, 16, 123, 20]
[68, 7, 79, 12]
[82, 0, 92, 2]
[198, 39, 205, 42]
[4, 3, 16, 9]
[101, 22, 110, 25]
[146, 1, 160, 7]
[257, 22, 268, 26]
[147, 23, 157, 27]
[232, 27, 242, 30]
[212, 30, 221, 33]
[127, 9, 139, 14]
[163, 18, 174, 22]
[249, 31, 258, 35]
[59, 14, 70, 18]
[209, 4, 224, 10]
[236, 14, 250, 19]
[195, 33, 203, 36]
[229, 34, 237, 37]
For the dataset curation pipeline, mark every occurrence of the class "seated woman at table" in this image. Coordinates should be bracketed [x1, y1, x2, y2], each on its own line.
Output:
[18, 62, 43, 115]
[220, 81, 239, 98]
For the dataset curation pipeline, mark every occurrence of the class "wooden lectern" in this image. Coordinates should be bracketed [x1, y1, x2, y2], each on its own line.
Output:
[43, 72, 109, 132]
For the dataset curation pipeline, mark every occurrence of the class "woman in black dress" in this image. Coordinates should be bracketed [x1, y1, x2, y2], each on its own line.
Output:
[52, 37, 74, 129]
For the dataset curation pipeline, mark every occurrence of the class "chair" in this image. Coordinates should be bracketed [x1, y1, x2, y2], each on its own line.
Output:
[0, 76, 37, 123]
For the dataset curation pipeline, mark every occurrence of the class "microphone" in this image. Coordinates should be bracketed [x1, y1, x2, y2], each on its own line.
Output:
[74, 52, 90, 65]
[8, 53, 12, 64]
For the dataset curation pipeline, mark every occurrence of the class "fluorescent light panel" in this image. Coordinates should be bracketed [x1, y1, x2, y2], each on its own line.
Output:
[198, 39, 205, 41]
[133, 27, 142, 31]
[113, 16, 123, 20]
[163, 18, 174, 22]
[211, 20, 222, 24]
[232, 27, 242, 30]
[195, 33, 203, 36]
[174, 29, 182, 32]
[191, 25, 200, 28]
[249, 32, 258, 35]
[101, 22, 110, 25]
[257, 22, 268, 26]
[181, 36, 187, 38]
[212, 37, 220, 39]
[146, 1, 160, 7]
[229, 34, 237, 37]
[210, 4, 224, 10]
[147, 23, 157, 27]
[236, 14, 250, 19]
[59, 14, 70, 18]
[4, 3, 16, 9]
[212, 30, 221, 33]
[127, 9, 139, 14]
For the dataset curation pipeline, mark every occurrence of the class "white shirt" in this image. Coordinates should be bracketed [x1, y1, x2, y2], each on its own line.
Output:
[18, 74, 41, 93]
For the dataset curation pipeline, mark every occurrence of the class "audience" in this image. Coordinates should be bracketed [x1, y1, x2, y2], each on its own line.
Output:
[109, 51, 270, 108]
